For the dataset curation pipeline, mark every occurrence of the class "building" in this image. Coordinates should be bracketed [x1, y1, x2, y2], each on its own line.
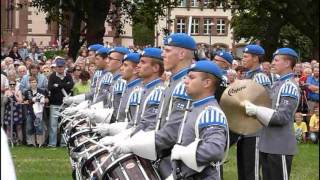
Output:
[155, 0, 246, 58]
[1, 0, 133, 48]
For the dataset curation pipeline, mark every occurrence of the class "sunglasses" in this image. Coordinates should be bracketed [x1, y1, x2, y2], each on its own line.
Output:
[75, 69, 81, 71]
[9, 84, 16, 86]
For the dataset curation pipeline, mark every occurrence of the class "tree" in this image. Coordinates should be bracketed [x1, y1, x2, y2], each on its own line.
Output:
[209, 0, 319, 60]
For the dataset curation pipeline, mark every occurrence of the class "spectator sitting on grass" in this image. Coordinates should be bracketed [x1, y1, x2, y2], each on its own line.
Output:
[294, 112, 308, 143]
[72, 70, 91, 96]
[309, 106, 319, 144]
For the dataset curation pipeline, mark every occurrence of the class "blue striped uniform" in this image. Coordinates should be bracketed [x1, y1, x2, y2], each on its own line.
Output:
[129, 88, 142, 105]
[172, 81, 191, 100]
[113, 79, 127, 94]
[254, 73, 272, 86]
[100, 72, 113, 85]
[280, 82, 299, 99]
[147, 87, 165, 105]
[198, 107, 227, 129]
[91, 70, 103, 89]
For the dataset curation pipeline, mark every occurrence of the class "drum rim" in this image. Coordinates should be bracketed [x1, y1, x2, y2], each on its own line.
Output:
[70, 136, 100, 153]
[80, 148, 110, 176]
[102, 153, 135, 177]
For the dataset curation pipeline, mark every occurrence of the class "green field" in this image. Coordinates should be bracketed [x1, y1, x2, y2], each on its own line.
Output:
[10, 144, 319, 180]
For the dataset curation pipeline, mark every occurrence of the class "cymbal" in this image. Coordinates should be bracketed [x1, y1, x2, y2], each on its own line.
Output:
[220, 79, 272, 135]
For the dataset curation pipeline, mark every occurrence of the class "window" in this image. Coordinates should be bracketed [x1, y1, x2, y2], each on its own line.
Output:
[203, 0, 211, 8]
[176, 18, 186, 33]
[191, 18, 199, 34]
[191, 0, 199, 7]
[203, 18, 213, 35]
[216, 19, 226, 34]
[179, 0, 187, 7]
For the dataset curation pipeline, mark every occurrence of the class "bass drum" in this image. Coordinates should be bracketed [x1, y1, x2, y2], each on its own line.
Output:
[103, 153, 161, 180]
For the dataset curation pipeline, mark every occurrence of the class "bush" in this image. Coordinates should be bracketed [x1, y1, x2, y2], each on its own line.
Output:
[43, 50, 67, 60]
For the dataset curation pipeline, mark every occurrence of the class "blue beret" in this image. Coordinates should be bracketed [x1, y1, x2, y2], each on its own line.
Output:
[123, 53, 141, 64]
[188, 60, 223, 80]
[88, 44, 104, 51]
[141, 48, 163, 61]
[96, 47, 110, 55]
[163, 33, 197, 50]
[108, 47, 130, 55]
[55, 58, 65, 66]
[243, 45, 265, 55]
[215, 51, 234, 64]
[273, 48, 298, 59]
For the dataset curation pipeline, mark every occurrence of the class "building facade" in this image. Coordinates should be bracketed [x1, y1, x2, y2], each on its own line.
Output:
[1, 0, 133, 48]
[155, 0, 246, 58]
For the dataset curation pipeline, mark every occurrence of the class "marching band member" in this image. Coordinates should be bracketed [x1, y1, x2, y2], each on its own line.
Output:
[233, 45, 272, 180]
[78, 47, 131, 123]
[99, 48, 164, 144]
[94, 52, 141, 135]
[244, 48, 300, 180]
[169, 60, 228, 180]
[112, 33, 196, 179]
[87, 44, 105, 90]
[63, 47, 113, 107]
[211, 51, 233, 102]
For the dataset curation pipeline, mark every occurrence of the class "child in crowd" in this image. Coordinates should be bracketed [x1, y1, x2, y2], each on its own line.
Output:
[309, 106, 319, 144]
[294, 112, 308, 143]
[72, 70, 91, 96]
[23, 76, 48, 147]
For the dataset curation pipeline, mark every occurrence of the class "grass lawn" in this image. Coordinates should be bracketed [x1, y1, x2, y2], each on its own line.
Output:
[10, 143, 319, 180]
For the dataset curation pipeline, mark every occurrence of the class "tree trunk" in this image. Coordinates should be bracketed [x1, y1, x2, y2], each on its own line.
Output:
[85, 0, 111, 46]
[68, 9, 83, 61]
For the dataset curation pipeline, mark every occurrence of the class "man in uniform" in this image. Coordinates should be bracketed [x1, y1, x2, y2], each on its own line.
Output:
[169, 60, 228, 179]
[63, 47, 113, 114]
[112, 33, 196, 179]
[98, 48, 165, 144]
[87, 44, 105, 90]
[236, 44, 272, 180]
[244, 48, 300, 180]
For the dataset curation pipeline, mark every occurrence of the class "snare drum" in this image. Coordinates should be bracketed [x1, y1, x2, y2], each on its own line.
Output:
[103, 153, 161, 180]
[81, 148, 113, 179]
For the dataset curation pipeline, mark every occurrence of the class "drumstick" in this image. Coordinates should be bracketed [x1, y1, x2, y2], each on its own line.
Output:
[82, 136, 113, 152]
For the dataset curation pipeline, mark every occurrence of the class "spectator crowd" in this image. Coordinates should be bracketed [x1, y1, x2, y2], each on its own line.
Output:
[0, 40, 319, 148]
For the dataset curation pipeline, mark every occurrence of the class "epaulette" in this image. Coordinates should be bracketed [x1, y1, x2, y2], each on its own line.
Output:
[101, 72, 113, 85]
[280, 81, 299, 99]
[198, 107, 227, 129]
[254, 73, 272, 86]
[129, 88, 142, 105]
[147, 86, 165, 105]
[172, 81, 191, 100]
[113, 79, 127, 94]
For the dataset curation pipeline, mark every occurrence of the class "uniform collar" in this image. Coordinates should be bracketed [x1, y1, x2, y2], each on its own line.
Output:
[192, 96, 216, 107]
[245, 67, 261, 78]
[127, 78, 141, 88]
[113, 71, 121, 80]
[144, 78, 161, 89]
[172, 68, 189, 81]
[279, 73, 294, 81]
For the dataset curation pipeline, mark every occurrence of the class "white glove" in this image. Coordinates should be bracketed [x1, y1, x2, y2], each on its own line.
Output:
[243, 100, 275, 126]
[243, 100, 258, 116]
[113, 139, 133, 155]
[63, 96, 73, 105]
[100, 129, 131, 145]
[171, 144, 186, 161]
[92, 124, 110, 136]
